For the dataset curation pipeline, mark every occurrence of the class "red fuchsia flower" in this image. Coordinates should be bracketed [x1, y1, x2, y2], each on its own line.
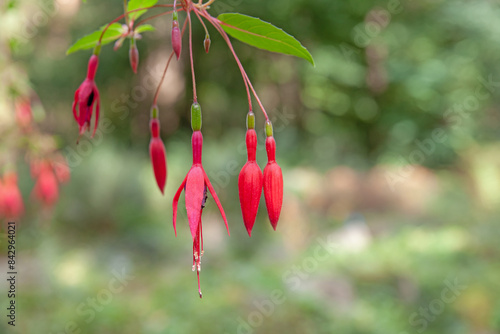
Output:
[263, 121, 283, 230]
[149, 106, 167, 194]
[72, 54, 100, 137]
[172, 11, 182, 60]
[1, 172, 24, 219]
[32, 161, 59, 207]
[238, 112, 263, 236]
[129, 39, 139, 74]
[172, 103, 229, 298]
[15, 97, 32, 129]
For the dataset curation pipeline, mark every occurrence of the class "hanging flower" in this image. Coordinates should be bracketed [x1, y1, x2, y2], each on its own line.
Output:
[172, 103, 229, 298]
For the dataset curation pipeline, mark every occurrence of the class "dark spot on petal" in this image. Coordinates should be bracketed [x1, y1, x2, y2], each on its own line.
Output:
[87, 91, 95, 107]
[201, 186, 208, 209]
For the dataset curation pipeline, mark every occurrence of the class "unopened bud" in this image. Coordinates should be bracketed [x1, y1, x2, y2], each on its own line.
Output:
[172, 14, 182, 60]
[129, 40, 139, 73]
[204, 35, 211, 53]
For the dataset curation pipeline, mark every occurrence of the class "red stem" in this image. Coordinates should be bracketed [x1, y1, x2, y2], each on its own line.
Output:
[152, 19, 188, 106]
[187, 7, 197, 102]
[136, 9, 180, 26]
[98, 4, 180, 45]
[203, 11, 270, 119]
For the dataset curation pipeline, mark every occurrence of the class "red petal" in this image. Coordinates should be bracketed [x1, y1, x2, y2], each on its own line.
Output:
[203, 169, 230, 236]
[149, 138, 167, 194]
[92, 87, 100, 138]
[185, 166, 205, 240]
[263, 162, 283, 230]
[238, 161, 263, 236]
[172, 175, 187, 237]
[72, 88, 80, 122]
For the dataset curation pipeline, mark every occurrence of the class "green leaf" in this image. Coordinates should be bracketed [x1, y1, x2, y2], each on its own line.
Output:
[66, 23, 124, 55]
[217, 13, 314, 66]
[135, 24, 155, 34]
[127, 0, 158, 21]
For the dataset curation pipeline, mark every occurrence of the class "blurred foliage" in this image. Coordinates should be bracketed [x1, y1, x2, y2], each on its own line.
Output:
[1, 0, 500, 333]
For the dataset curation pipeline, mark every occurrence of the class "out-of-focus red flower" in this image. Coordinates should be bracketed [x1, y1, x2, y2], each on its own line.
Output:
[15, 98, 32, 129]
[33, 162, 59, 207]
[1, 172, 24, 219]
[51, 155, 71, 184]
[72, 54, 100, 137]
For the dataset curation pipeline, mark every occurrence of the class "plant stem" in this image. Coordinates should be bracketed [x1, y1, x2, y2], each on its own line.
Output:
[152, 19, 188, 106]
[136, 9, 178, 26]
[203, 11, 267, 117]
[123, 0, 129, 26]
[187, 8, 198, 103]
[192, 7, 210, 42]
[98, 4, 178, 45]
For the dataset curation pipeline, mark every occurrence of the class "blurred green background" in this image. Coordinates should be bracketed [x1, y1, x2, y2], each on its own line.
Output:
[1, 0, 500, 333]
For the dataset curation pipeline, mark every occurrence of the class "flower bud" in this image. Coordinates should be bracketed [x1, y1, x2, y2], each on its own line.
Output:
[172, 16, 182, 60]
[263, 130, 283, 230]
[204, 35, 211, 53]
[149, 137, 167, 194]
[238, 113, 263, 236]
[129, 40, 139, 74]
[238, 161, 263, 236]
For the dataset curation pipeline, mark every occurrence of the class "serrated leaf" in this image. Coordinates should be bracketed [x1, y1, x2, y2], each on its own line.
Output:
[218, 13, 314, 66]
[135, 24, 155, 34]
[127, 0, 158, 21]
[67, 23, 124, 55]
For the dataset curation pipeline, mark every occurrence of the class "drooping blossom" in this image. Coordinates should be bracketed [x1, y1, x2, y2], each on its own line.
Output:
[72, 54, 100, 137]
[172, 103, 229, 298]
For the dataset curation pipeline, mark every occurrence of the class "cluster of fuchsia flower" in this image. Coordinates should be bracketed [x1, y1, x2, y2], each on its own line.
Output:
[1, 97, 70, 223]
[72, 0, 283, 298]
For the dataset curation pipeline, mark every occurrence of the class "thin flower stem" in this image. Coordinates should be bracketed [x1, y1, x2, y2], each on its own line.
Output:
[200, 0, 216, 8]
[208, 17, 269, 119]
[98, 4, 178, 45]
[123, 0, 129, 26]
[204, 12, 266, 117]
[192, 7, 210, 41]
[136, 9, 179, 26]
[152, 19, 188, 106]
[187, 9, 198, 102]
[153, 52, 174, 106]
